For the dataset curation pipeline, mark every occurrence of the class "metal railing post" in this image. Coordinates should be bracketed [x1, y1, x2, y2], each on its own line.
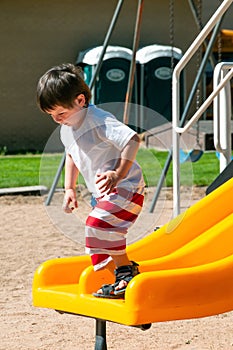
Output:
[149, 20, 222, 213]
[213, 63, 233, 171]
[172, 0, 233, 217]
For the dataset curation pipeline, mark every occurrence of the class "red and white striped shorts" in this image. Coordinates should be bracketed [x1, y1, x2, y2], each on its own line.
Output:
[85, 187, 144, 270]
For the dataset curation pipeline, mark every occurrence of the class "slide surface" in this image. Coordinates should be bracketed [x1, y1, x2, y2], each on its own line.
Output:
[33, 178, 233, 326]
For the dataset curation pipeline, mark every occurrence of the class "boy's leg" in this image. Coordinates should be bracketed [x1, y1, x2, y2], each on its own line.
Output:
[95, 253, 140, 297]
[111, 253, 131, 267]
[86, 187, 144, 297]
[96, 253, 132, 294]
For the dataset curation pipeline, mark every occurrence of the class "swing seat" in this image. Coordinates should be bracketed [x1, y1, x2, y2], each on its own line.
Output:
[179, 148, 203, 163]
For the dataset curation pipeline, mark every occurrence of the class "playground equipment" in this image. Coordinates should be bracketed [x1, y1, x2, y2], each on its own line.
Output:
[149, 0, 223, 213]
[34, 1, 233, 349]
[45, 0, 231, 210]
[33, 178, 233, 349]
[172, 0, 233, 216]
[206, 159, 233, 194]
[149, 4, 233, 214]
[174, 62, 233, 214]
[179, 148, 203, 163]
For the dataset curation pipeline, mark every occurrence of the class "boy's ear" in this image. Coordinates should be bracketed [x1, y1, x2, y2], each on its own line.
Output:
[76, 94, 86, 107]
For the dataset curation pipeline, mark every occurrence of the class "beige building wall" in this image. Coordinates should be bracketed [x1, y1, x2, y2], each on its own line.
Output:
[0, 0, 232, 152]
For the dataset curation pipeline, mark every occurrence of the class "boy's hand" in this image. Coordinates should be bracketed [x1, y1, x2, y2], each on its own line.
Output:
[62, 188, 78, 213]
[96, 171, 121, 194]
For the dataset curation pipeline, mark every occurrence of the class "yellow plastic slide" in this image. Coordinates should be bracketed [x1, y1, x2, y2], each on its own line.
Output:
[33, 178, 233, 326]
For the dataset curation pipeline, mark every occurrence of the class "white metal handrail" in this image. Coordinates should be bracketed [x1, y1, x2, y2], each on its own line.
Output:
[213, 62, 233, 172]
[175, 67, 233, 134]
[176, 63, 233, 171]
[172, 0, 233, 217]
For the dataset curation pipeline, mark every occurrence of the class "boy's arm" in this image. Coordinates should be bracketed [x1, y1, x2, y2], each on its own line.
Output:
[114, 133, 140, 179]
[96, 134, 140, 194]
[63, 153, 79, 213]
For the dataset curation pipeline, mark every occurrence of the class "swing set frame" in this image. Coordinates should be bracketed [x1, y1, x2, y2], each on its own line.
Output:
[44, 0, 232, 221]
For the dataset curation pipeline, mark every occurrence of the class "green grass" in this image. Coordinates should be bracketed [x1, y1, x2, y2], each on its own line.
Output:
[0, 154, 42, 188]
[136, 148, 220, 187]
[0, 149, 222, 189]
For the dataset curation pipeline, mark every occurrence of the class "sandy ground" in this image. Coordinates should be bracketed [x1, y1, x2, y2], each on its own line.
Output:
[1, 186, 233, 350]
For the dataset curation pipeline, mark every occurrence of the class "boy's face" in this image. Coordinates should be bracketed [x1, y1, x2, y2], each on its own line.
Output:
[46, 94, 86, 126]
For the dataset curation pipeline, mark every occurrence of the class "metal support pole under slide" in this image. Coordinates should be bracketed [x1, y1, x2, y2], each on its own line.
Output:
[95, 319, 107, 350]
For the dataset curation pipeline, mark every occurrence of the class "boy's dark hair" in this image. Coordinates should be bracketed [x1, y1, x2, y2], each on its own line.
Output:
[37, 63, 92, 112]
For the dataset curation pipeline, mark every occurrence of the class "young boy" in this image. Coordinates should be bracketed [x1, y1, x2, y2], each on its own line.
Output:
[37, 63, 145, 298]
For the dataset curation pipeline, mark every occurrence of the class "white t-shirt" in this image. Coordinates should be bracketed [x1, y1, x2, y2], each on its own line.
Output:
[60, 105, 145, 197]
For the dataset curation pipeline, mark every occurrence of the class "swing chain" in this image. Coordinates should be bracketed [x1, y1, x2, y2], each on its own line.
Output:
[217, 0, 223, 63]
[217, 29, 222, 63]
[195, 0, 202, 148]
[195, 0, 202, 112]
[169, 0, 175, 72]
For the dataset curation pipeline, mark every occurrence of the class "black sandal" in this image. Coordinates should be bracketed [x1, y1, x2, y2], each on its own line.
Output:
[93, 261, 140, 299]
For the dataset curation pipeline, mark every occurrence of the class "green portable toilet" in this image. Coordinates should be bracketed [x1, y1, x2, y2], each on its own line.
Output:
[76, 45, 135, 104]
[136, 44, 183, 130]
[76, 45, 140, 130]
